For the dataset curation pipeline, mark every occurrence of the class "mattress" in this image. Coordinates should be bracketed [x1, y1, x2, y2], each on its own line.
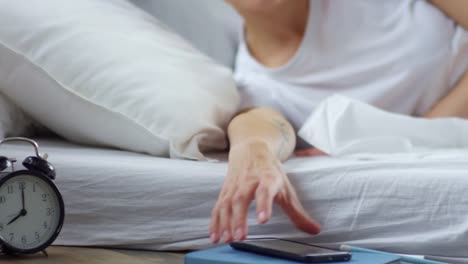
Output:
[1, 138, 468, 260]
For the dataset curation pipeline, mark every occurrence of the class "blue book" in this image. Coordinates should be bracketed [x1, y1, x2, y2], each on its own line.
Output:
[185, 245, 401, 264]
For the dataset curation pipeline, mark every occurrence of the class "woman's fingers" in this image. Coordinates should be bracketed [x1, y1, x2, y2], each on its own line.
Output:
[231, 182, 256, 241]
[219, 197, 233, 243]
[255, 173, 282, 224]
[211, 156, 243, 243]
[278, 185, 321, 235]
[211, 173, 320, 244]
[209, 208, 220, 243]
[214, 171, 283, 243]
[211, 181, 237, 243]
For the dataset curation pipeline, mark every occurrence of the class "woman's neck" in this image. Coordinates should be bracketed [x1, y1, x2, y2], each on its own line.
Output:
[238, 0, 309, 67]
[244, 1, 309, 44]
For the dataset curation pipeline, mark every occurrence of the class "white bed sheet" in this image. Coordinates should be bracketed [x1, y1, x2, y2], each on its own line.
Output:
[1, 139, 468, 259]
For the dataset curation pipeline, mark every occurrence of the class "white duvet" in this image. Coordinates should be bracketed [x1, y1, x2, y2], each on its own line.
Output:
[300, 95, 468, 159]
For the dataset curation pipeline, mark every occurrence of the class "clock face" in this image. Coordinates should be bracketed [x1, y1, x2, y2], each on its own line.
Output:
[0, 172, 63, 252]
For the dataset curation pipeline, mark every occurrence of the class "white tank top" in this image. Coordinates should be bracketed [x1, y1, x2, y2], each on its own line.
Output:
[234, 0, 468, 130]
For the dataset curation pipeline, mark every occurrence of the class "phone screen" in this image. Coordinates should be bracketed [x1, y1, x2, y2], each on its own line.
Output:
[241, 239, 340, 255]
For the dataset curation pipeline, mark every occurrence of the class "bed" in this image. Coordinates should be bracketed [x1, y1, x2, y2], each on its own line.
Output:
[1, 138, 468, 262]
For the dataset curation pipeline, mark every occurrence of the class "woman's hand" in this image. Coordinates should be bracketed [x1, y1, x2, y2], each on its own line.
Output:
[209, 140, 321, 244]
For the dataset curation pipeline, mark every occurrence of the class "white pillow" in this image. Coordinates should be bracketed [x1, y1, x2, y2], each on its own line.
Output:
[0, 93, 41, 139]
[0, 0, 240, 160]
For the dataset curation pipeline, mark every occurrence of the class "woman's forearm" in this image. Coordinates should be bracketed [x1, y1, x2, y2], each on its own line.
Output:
[425, 71, 468, 119]
[228, 107, 296, 161]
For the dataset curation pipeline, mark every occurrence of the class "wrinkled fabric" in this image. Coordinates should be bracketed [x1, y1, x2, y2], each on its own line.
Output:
[299, 95, 468, 159]
[2, 139, 468, 258]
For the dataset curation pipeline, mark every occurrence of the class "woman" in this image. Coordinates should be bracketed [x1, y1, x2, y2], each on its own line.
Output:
[209, 0, 468, 244]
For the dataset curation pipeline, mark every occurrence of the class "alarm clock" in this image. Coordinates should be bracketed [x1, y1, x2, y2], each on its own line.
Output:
[0, 137, 64, 256]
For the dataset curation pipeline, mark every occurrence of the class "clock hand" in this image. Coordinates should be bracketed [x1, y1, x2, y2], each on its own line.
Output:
[7, 185, 29, 226]
[21, 185, 25, 211]
[6, 209, 27, 226]
[6, 211, 22, 225]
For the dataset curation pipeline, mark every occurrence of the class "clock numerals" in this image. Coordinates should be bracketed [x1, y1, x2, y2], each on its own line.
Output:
[43, 221, 48, 230]
[21, 235, 27, 245]
[18, 181, 26, 190]
[7, 185, 13, 194]
[46, 208, 53, 216]
[0, 223, 3, 231]
[0, 195, 5, 204]
[41, 193, 49, 202]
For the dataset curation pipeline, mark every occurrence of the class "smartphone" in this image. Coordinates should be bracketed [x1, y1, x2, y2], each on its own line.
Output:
[230, 238, 351, 263]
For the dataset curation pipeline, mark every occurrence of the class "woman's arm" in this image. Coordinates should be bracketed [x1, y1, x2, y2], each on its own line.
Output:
[425, 1, 468, 118]
[209, 108, 320, 243]
[431, 0, 468, 30]
[227, 108, 296, 161]
[425, 72, 468, 118]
